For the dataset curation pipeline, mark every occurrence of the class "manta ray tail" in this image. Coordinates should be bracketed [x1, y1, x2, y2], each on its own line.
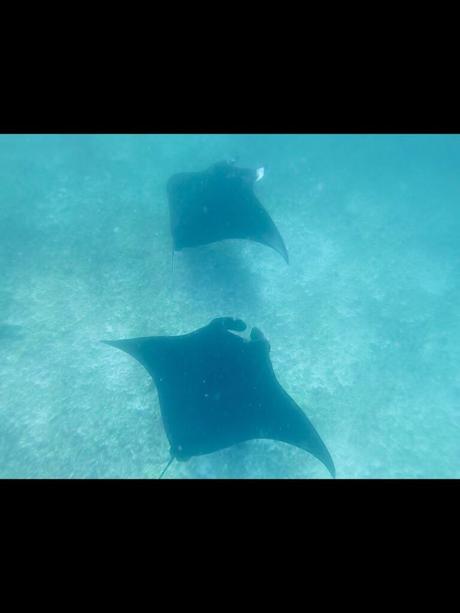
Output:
[159, 456, 175, 479]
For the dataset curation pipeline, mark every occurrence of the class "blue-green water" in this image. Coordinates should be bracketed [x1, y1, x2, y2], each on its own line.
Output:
[0, 134, 459, 478]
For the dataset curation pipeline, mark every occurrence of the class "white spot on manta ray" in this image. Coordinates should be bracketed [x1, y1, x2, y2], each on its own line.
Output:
[256, 167, 265, 182]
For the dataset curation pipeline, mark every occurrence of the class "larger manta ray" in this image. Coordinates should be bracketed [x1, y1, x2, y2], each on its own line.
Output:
[103, 317, 335, 478]
[167, 160, 289, 262]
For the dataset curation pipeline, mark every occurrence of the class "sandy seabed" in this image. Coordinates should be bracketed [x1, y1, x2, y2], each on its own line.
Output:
[0, 134, 459, 478]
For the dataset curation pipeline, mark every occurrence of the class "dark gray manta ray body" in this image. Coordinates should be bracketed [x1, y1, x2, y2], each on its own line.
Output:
[103, 317, 335, 477]
[167, 161, 289, 263]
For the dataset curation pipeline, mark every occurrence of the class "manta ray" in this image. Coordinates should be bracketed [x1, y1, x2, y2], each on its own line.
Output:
[103, 317, 335, 478]
[167, 161, 289, 262]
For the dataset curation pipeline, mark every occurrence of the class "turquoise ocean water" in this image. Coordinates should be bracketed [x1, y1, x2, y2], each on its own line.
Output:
[0, 134, 459, 478]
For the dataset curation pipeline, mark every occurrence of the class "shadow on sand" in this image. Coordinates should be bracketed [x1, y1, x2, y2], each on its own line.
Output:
[0, 324, 23, 342]
[173, 242, 261, 313]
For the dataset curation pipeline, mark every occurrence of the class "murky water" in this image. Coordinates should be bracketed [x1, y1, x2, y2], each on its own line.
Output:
[1, 134, 459, 478]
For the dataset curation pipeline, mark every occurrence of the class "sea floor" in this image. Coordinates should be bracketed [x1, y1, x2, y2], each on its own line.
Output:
[0, 134, 459, 478]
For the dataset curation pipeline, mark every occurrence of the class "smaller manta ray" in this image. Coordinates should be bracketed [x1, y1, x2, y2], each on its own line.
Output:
[103, 317, 335, 478]
[167, 161, 289, 263]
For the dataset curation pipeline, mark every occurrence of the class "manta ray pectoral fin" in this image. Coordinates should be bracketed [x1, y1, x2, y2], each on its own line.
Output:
[102, 337, 175, 386]
[101, 339, 140, 354]
[290, 415, 336, 478]
[275, 428, 335, 478]
[101, 337, 164, 371]
[255, 224, 289, 264]
[266, 387, 336, 478]
[300, 434, 336, 478]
